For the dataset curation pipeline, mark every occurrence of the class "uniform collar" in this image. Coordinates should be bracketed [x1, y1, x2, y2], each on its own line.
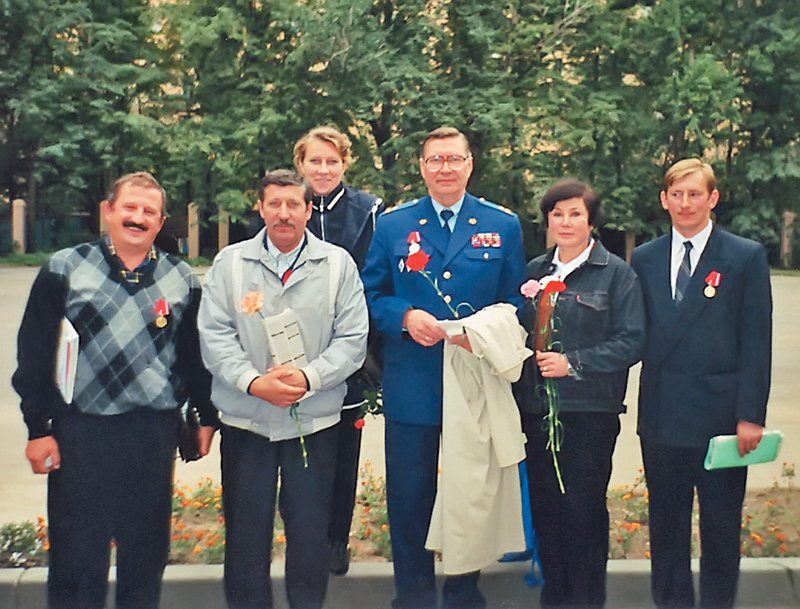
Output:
[312, 182, 346, 213]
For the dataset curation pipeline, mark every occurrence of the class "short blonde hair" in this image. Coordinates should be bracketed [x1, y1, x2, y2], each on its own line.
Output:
[293, 126, 352, 174]
[107, 172, 167, 217]
[663, 159, 716, 193]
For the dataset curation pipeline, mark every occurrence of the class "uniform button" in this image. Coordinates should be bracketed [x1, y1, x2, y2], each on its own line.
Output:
[483, 252, 489, 259]
[443, 271, 451, 279]
[443, 295, 452, 304]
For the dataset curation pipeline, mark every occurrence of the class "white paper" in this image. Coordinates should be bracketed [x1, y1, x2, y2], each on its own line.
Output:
[262, 308, 314, 400]
[54, 318, 79, 403]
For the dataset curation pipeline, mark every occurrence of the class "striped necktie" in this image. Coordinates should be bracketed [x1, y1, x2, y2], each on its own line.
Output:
[674, 241, 693, 304]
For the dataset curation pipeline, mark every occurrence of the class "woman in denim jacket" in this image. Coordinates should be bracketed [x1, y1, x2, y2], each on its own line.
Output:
[515, 178, 646, 609]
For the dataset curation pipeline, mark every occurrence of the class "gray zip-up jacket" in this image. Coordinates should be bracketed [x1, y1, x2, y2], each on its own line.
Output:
[198, 228, 368, 441]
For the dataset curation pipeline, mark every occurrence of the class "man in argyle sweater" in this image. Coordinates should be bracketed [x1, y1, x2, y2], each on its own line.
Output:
[12, 172, 217, 609]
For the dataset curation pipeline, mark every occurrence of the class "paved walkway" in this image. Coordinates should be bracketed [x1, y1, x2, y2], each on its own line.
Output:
[2, 559, 800, 608]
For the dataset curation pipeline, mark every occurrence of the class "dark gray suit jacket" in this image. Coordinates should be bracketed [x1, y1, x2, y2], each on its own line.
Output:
[631, 228, 772, 447]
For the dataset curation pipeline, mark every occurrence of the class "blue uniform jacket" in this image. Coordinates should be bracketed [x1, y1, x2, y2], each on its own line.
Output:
[631, 228, 772, 447]
[361, 193, 526, 426]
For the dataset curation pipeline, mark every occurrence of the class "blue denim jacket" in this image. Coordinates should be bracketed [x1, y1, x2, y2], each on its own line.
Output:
[515, 241, 646, 415]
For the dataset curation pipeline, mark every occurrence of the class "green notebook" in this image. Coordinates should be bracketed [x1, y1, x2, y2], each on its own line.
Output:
[703, 430, 783, 470]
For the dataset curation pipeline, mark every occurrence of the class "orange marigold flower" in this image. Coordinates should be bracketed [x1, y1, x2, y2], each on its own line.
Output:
[644, 550, 651, 559]
[207, 539, 215, 547]
[182, 533, 191, 541]
[172, 535, 180, 542]
[196, 530, 204, 541]
[779, 544, 789, 553]
[622, 493, 632, 501]
[381, 524, 389, 532]
[192, 546, 202, 554]
[750, 533, 764, 546]
[43, 541, 50, 552]
[776, 532, 787, 542]
[616, 536, 623, 543]
[275, 535, 286, 544]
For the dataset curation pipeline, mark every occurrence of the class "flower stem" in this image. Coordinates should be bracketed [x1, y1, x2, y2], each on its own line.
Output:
[289, 404, 309, 468]
[543, 377, 565, 494]
[418, 270, 475, 319]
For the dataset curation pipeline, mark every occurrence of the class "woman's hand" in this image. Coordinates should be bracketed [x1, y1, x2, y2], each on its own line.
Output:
[535, 350, 570, 378]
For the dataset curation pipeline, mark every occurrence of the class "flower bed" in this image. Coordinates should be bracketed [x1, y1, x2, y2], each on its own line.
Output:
[3, 462, 797, 567]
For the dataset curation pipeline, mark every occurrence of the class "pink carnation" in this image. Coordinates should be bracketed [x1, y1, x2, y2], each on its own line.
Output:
[520, 279, 542, 299]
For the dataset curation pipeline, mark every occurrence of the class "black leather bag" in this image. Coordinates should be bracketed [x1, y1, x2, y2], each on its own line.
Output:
[178, 406, 202, 463]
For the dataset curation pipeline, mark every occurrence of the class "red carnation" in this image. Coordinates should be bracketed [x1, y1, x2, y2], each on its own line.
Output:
[406, 250, 430, 272]
[543, 280, 567, 294]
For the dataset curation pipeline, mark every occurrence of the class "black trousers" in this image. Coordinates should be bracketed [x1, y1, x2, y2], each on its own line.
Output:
[221, 423, 337, 609]
[523, 411, 620, 609]
[327, 407, 363, 546]
[47, 408, 179, 609]
[641, 440, 747, 609]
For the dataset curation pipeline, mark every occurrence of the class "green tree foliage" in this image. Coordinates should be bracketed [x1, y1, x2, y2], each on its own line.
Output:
[1, 0, 168, 246]
[1, 0, 797, 261]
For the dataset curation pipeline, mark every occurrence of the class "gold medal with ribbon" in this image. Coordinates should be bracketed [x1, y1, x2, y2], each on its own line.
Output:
[704, 271, 721, 298]
[153, 299, 170, 328]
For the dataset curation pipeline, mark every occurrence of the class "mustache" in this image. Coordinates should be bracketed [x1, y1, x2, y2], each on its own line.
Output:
[123, 221, 147, 231]
[271, 220, 296, 228]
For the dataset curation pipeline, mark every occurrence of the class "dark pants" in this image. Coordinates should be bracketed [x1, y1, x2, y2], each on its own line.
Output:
[328, 407, 363, 546]
[385, 419, 485, 609]
[47, 408, 179, 609]
[641, 440, 747, 609]
[221, 423, 337, 609]
[523, 411, 620, 609]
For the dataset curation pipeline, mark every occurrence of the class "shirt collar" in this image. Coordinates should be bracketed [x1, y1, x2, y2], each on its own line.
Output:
[430, 196, 465, 226]
[671, 219, 713, 264]
[552, 238, 595, 281]
[265, 232, 306, 263]
[105, 236, 158, 284]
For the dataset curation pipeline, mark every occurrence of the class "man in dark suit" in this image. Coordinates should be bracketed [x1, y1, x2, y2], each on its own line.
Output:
[631, 159, 772, 609]
[361, 126, 525, 609]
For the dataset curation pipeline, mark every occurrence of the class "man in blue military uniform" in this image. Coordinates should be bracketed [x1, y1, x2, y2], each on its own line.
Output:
[361, 127, 526, 609]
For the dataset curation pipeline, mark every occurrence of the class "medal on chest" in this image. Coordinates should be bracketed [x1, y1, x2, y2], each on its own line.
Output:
[153, 299, 170, 328]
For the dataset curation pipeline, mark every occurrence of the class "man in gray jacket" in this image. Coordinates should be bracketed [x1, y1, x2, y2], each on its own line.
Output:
[198, 169, 369, 609]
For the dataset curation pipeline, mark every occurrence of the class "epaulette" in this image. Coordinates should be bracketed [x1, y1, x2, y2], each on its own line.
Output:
[476, 197, 515, 215]
[382, 198, 419, 215]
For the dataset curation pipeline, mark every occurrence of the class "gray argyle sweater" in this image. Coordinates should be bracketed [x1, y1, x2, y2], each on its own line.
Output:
[13, 239, 215, 439]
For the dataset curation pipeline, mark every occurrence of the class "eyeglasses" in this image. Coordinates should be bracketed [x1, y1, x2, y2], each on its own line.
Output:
[421, 154, 472, 171]
[667, 190, 709, 203]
